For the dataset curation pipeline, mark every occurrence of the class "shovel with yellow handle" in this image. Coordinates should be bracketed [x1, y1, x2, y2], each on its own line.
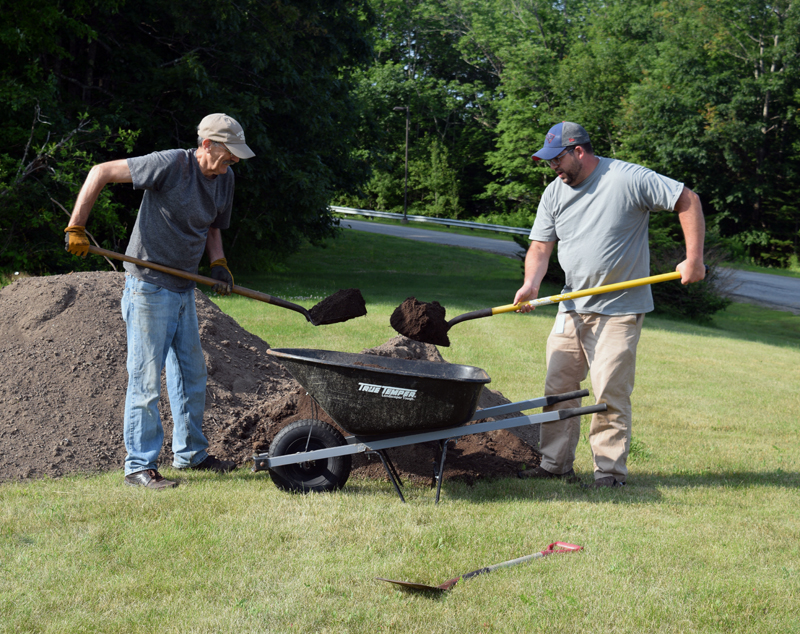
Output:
[392, 270, 690, 346]
[451, 271, 684, 326]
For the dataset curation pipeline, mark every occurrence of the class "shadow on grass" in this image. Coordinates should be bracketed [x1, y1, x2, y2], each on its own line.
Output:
[434, 469, 800, 505]
[645, 309, 800, 351]
[204, 468, 798, 507]
[305, 469, 799, 505]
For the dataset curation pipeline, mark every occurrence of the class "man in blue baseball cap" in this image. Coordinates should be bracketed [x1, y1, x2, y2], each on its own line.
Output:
[515, 121, 706, 488]
[531, 121, 591, 162]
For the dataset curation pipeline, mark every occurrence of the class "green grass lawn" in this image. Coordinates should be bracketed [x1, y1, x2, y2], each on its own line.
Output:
[2, 230, 799, 633]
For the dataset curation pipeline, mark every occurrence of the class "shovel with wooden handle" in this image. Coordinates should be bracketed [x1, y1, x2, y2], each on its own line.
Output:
[86, 245, 366, 326]
[376, 542, 584, 593]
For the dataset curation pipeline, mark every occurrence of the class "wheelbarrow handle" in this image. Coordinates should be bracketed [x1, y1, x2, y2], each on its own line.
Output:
[86, 245, 313, 322]
[553, 404, 607, 420]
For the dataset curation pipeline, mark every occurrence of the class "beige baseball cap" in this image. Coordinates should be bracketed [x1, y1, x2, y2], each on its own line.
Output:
[197, 113, 255, 159]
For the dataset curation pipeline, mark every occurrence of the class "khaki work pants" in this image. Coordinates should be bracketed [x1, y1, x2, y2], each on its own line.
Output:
[539, 311, 644, 482]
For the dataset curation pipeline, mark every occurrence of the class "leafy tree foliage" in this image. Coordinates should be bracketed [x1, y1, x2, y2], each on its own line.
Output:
[617, 0, 800, 267]
[335, 0, 500, 217]
[1, 0, 375, 274]
[346, 0, 799, 268]
[2, 0, 796, 283]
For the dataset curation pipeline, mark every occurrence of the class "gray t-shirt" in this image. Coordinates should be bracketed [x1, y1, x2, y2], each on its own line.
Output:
[530, 157, 683, 314]
[123, 149, 234, 292]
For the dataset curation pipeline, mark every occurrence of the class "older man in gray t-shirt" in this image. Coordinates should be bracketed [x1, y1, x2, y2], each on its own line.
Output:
[514, 122, 706, 488]
[124, 148, 234, 292]
[65, 113, 255, 490]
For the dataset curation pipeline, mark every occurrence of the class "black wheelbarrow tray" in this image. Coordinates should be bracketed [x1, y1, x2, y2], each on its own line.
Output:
[253, 348, 606, 502]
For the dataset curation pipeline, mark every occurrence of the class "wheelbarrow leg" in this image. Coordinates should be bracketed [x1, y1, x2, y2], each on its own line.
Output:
[382, 450, 404, 489]
[369, 450, 406, 503]
[434, 438, 456, 505]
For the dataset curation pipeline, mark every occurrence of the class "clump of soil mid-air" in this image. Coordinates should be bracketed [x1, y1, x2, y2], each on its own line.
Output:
[308, 288, 367, 325]
[390, 296, 451, 347]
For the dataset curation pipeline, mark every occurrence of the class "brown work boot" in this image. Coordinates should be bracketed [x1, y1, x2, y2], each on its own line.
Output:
[518, 466, 579, 483]
[124, 469, 178, 490]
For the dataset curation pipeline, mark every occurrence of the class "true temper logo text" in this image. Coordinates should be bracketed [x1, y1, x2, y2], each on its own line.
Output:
[358, 382, 417, 401]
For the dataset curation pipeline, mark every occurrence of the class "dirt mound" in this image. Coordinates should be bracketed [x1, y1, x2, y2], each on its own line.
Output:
[0, 272, 539, 486]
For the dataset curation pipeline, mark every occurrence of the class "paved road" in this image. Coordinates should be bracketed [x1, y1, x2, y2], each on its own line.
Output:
[720, 268, 800, 314]
[341, 218, 800, 315]
[342, 218, 525, 258]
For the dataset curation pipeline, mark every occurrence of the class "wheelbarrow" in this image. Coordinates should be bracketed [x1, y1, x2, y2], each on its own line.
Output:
[253, 348, 606, 503]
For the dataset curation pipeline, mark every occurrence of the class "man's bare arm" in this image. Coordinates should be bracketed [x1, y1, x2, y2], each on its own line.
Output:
[68, 160, 133, 227]
[514, 240, 555, 312]
[674, 186, 706, 284]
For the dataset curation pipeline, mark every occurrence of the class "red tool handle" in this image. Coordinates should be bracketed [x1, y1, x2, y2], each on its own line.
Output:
[543, 541, 584, 555]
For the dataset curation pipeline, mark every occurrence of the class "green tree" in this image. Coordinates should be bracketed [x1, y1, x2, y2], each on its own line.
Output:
[337, 0, 498, 217]
[1, 0, 375, 274]
[344, 0, 797, 271]
[449, 0, 607, 217]
[1, 0, 136, 272]
[617, 0, 800, 266]
[409, 136, 462, 217]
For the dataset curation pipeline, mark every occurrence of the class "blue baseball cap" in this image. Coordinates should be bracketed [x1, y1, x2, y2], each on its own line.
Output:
[531, 121, 591, 161]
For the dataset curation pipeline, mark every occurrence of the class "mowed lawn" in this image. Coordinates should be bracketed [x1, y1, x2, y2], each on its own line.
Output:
[2, 229, 799, 633]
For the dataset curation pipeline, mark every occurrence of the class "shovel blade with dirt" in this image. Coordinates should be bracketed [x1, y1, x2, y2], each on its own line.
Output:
[376, 542, 583, 593]
[86, 245, 367, 326]
[391, 271, 686, 346]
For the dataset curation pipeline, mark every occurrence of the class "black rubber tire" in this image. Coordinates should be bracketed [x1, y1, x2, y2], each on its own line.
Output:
[267, 419, 351, 493]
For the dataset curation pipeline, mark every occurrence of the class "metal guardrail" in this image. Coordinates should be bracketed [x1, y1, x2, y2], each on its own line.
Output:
[330, 206, 530, 237]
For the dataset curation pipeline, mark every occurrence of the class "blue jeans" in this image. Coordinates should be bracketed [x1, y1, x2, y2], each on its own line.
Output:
[121, 275, 209, 474]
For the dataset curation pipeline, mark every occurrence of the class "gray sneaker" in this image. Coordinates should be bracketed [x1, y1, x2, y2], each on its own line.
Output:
[583, 475, 625, 489]
[124, 469, 178, 490]
[518, 466, 579, 483]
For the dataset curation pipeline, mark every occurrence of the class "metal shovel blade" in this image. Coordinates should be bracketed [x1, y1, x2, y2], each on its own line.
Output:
[374, 577, 459, 593]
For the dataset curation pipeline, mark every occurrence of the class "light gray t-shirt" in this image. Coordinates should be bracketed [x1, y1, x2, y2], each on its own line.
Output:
[530, 157, 683, 314]
[123, 149, 234, 292]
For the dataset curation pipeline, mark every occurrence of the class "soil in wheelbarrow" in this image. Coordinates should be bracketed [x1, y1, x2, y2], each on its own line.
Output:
[0, 271, 540, 484]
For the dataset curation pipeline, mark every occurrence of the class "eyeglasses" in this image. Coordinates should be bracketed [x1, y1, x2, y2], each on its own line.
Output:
[548, 147, 575, 167]
[212, 141, 235, 160]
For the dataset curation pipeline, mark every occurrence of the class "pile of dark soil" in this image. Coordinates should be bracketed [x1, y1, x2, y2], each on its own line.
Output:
[0, 272, 539, 485]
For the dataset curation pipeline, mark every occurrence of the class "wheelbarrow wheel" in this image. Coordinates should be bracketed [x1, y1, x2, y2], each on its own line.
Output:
[268, 419, 351, 493]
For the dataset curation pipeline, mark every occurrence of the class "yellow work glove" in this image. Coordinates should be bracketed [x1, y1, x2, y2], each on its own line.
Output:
[64, 226, 90, 257]
[210, 258, 234, 295]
